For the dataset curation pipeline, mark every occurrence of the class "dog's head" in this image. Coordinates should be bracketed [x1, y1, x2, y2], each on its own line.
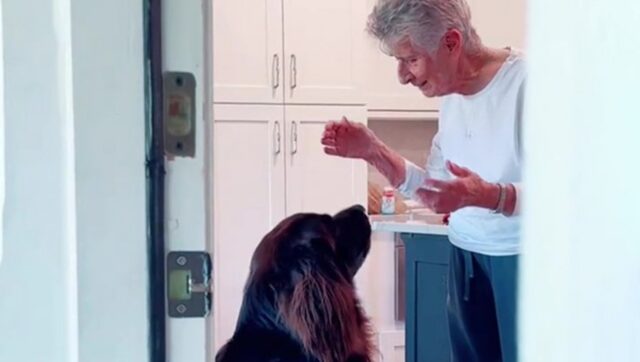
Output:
[239, 204, 373, 361]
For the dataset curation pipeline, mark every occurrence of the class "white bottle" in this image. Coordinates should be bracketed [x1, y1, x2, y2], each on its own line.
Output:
[381, 186, 396, 215]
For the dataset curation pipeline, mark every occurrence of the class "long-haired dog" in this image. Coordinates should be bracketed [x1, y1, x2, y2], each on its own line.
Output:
[215, 204, 374, 362]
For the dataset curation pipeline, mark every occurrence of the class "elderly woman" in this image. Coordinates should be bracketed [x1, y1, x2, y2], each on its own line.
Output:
[321, 0, 525, 361]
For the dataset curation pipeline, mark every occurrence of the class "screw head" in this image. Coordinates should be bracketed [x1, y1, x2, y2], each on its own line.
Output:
[177, 256, 187, 266]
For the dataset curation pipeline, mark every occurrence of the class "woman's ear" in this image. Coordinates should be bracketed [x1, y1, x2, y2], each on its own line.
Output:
[443, 29, 462, 53]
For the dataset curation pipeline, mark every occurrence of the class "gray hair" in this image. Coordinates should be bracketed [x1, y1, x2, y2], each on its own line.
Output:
[367, 0, 480, 54]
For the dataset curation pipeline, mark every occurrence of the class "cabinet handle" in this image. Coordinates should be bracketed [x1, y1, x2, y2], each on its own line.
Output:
[290, 121, 298, 155]
[271, 53, 280, 89]
[289, 54, 297, 90]
[273, 121, 281, 155]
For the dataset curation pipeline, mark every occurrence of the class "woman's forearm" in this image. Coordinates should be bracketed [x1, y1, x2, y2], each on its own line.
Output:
[365, 141, 407, 188]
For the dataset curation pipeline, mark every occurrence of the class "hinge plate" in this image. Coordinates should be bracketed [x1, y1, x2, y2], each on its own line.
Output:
[163, 71, 196, 158]
[166, 251, 211, 318]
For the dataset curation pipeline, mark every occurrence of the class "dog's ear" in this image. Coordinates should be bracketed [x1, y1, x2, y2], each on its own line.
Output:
[278, 260, 361, 362]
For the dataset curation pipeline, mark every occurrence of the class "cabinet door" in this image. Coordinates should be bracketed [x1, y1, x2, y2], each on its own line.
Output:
[468, 0, 526, 49]
[284, 105, 367, 216]
[363, 0, 440, 113]
[212, 104, 286, 350]
[404, 234, 452, 362]
[212, 0, 284, 103]
[282, 0, 366, 105]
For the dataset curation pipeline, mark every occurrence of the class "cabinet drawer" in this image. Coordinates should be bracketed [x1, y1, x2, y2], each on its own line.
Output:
[401, 233, 450, 265]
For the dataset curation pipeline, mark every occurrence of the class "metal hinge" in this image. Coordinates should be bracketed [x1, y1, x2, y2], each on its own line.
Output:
[163, 71, 196, 158]
[166, 251, 212, 318]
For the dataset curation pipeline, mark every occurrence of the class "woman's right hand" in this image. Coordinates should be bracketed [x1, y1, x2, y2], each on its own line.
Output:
[321, 116, 379, 160]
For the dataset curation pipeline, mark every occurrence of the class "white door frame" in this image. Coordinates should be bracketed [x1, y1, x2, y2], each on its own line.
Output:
[161, 0, 215, 360]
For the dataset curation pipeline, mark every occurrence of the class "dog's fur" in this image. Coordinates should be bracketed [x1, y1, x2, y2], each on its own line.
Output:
[215, 205, 374, 362]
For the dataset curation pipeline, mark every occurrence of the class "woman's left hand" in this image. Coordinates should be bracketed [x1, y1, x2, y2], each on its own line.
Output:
[416, 161, 498, 214]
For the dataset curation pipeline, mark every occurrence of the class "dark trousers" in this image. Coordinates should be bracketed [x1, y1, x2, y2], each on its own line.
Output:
[447, 245, 519, 362]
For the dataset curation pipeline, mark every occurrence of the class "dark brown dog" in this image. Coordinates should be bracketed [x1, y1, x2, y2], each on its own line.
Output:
[215, 204, 374, 362]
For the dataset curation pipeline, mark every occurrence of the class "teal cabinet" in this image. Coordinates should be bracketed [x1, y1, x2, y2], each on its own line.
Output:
[402, 233, 451, 362]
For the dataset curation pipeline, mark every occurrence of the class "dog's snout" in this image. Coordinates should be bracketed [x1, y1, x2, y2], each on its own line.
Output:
[350, 204, 366, 213]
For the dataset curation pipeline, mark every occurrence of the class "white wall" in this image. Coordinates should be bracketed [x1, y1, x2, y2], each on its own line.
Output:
[0, 0, 148, 361]
[70, 0, 149, 361]
[0, 0, 79, 360]
[521, 0, 640, 361]
[368, 119, 438, 188]
[0, 0, 5, 263]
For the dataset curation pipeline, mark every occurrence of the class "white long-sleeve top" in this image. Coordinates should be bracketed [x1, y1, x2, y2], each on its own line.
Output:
[398, 49, 525, 256]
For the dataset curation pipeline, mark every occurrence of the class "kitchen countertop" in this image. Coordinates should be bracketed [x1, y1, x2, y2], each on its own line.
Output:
[369, 211, 448, 236]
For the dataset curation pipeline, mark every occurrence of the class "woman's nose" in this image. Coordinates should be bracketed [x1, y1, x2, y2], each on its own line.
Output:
[397, 62, 413, 85]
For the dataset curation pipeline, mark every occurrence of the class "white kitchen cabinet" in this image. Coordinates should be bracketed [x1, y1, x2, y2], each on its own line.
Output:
[378, 331, 406, 362]
[282, 0, 366, 104]
[285, 105, 367, 215]
[212, 0, 284, 103]
[212, 0, 366, 105]
[212, 104, 286, 349]
[212, 104, 367, 349]
[355, 229, 407, 362]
